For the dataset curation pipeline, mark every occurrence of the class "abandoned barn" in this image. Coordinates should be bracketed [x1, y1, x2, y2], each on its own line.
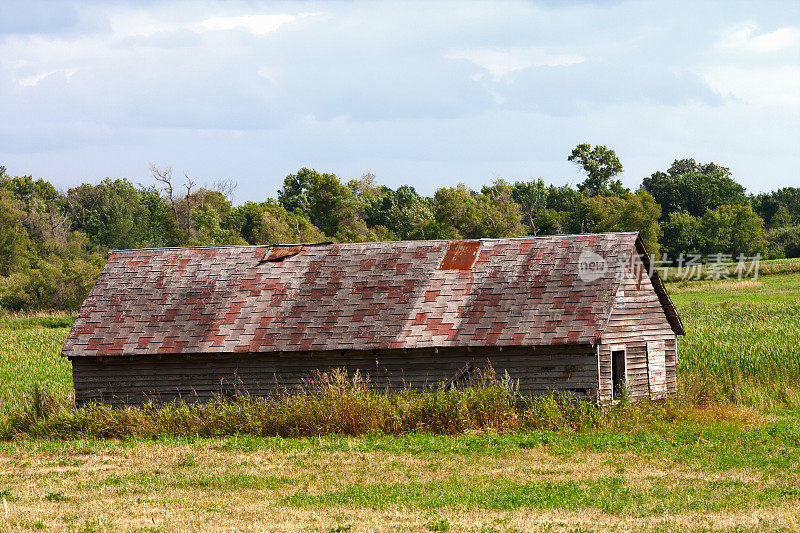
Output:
[62, 232, 684, 406]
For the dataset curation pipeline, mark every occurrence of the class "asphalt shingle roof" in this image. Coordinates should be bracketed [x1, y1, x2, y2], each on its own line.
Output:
[63, 233, 671, 357]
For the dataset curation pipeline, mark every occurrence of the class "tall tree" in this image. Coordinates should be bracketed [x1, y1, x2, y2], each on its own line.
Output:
[698, 204, 765, 257]
[642, 159, 747, 219]
[752, 187, 800, 228]
[278, 168, 374, 241]
[67, 179, 158, 251]
[511, 180, 548, 235]
[579, 189, 661, 257]
[568, 144, 624, 196]
[660, 210, 701, 259]
[432, 184, 481, 239]
[477, 180, 527, 238]
[362, 184, 434, 240]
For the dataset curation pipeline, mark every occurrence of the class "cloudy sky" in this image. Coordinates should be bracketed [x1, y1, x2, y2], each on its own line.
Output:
[1, 0, 798, 201]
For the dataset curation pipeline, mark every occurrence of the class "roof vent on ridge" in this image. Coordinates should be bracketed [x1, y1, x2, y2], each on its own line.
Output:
[260, 245, 303, 263]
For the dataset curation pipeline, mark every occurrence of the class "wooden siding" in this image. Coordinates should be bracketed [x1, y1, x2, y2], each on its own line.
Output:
[598, 255, 678, 405]
[70, 345, 598, 406]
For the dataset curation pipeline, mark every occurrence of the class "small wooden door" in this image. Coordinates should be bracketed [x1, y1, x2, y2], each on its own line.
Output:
[647, 341, 666, 399]
[611, 347, 626, 401]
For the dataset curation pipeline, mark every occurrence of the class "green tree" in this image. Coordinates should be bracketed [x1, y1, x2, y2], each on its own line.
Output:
[362, 184, 433, 240]
[192, 202, 246, 246]
[752, 188, 800, 228]
[643, 159, 747, 218]
[227, 201, 270, 244]
[432, 184, 481, 239]
[660, 210, 701, 259]
[568, 144, 624, 196]
[0, 189, 32, 276]
[258, 201, 327, 244]
[579, 189, 661, 256]
[511, 180, 548, 235]
[67, 179, 160, 251]
[477, 180, 527, 238]
[617, 189, 662, 257]
[769, 205, 792, 229]
[227, 200, 326, 244]
[766, 225, 800, 259]
[0, 172, 63, 209]
[0, 172, 104, 310]
[278, 168, 374, 241]
[698, 204, 765, 257]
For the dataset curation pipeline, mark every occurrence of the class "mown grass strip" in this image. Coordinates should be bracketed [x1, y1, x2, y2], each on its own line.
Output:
[283, 477, 800, 514]
[96, 470, 297, 491]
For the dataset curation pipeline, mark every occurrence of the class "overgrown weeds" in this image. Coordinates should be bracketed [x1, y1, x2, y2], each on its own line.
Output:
[0, 369, 757, 441]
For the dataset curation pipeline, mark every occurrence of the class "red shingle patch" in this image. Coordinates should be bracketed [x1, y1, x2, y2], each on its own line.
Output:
[424, 290, 440, 302]
[223, 302, 244, 324]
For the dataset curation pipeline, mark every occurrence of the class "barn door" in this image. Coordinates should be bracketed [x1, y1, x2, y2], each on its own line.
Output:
[647, 341, 666, 399]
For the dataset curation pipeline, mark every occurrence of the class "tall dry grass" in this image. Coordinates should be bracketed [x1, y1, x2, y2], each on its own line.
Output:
[2, 368, 757, 441]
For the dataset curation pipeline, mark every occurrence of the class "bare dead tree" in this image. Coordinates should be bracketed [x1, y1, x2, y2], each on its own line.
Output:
[212, 178, 238, 203]
[184, 174, 196, 239]
[150, 164, 179, 225]
[476, 201, 499, 235]
[45, 203, 71, 245]
[359, 172, 377, 192]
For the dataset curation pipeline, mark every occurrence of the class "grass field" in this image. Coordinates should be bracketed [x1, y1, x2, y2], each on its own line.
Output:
[1, 267, 799, 531]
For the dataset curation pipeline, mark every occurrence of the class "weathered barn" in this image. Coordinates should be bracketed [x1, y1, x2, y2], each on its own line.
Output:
[62, 232, 684, 406]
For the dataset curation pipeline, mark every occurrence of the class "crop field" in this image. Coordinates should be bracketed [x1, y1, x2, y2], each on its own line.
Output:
[1, 268, 799, 531]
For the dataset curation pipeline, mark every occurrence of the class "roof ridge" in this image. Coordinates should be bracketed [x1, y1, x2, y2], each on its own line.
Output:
[109, 232, 640, 254]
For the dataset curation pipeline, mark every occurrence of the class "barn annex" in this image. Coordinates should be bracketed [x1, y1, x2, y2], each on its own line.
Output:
[62, 232, 684, 406]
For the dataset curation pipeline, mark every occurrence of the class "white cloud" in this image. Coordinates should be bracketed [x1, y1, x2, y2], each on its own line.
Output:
[16, 68, 76, 87]
[199, 14, 302, 36]
[701, 22, 800, 110]
[445, 47, 585, 82]
[104, 10, 312, 39]
[702, 65, 800, 110]
[717, 22, 800, 53]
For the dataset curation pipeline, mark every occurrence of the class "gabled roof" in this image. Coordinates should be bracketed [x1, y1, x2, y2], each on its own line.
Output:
[62, 232, 682, 357]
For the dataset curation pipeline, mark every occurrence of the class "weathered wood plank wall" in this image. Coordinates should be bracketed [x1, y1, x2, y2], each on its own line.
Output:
[598, 255, 678, 405]
[70, 345, 598, 405]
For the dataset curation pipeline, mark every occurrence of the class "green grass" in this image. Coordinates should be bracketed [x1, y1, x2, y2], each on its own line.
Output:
[0, 314, 73, 409]
[669, 273, 800, 411]
[0, 414, 798, 529]
[284, 476, 800, 514]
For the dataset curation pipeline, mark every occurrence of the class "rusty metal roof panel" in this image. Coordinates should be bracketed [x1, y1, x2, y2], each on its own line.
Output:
[438, 240, 481, 270]
[62, 233, 671, 357]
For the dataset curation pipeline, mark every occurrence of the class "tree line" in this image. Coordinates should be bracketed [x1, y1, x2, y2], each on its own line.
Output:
[1, 144, 798, 310]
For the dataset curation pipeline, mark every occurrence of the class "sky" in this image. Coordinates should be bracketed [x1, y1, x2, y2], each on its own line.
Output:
[1, 0, 799, 202]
